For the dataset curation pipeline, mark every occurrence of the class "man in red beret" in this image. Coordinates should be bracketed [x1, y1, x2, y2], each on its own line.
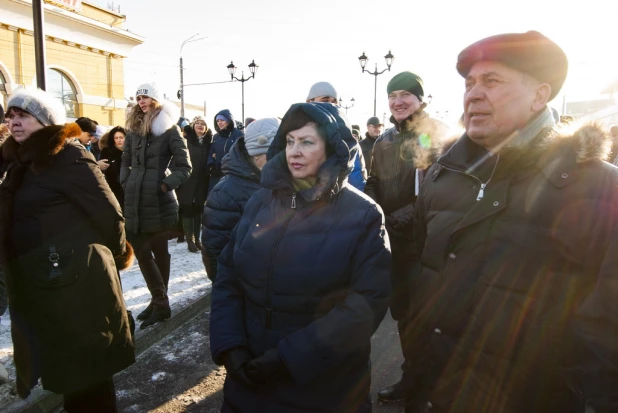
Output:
[406, 31, 618, 413]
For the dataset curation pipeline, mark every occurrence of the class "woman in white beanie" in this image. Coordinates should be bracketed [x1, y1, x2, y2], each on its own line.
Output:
[202, 117, 280, 281]
[121, 82, 191, 329]
[1, 88, 135, 412]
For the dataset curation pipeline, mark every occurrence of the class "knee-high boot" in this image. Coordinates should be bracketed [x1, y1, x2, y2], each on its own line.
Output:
[183, 217, 198, 253]
[155, 253, 172, 291]
[138, 257, 171, 329]
[193, 214, 203, 251]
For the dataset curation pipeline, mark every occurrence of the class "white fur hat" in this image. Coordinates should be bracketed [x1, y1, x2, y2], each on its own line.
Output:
[135, 82, 161, 102]
[7, 88, 67, 126]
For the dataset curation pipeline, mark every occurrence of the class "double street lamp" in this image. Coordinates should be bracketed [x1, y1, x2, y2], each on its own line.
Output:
[227, 60, 259, 124]
[358, 50, 394, 116]
[339, 97, 355, 114]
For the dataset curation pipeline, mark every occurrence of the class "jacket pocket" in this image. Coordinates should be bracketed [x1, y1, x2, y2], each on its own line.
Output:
[30, 244, 80, 289]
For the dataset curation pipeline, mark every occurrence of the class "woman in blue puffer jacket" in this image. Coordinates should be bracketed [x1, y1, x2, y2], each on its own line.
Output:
[209, 102, 392, 413]
[201, 117, 280, 282]
[207, 109, 244, 194]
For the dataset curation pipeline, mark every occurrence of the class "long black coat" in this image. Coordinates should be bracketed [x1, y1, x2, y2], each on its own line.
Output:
[0, 124, 135, 398]
[408, 123, 618, 413]
[210, 103, 391, 413]
[207, 109, 244, 194]
[120, 102, 192, 234]
[202, 137, 261, 281]
[100, 140, 124, 208]
[176, 125, 211, 211]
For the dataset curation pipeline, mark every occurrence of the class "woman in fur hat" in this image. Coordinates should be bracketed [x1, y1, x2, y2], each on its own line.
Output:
[175, 116, 212, 253]
[1, 88, 135, 412]
[120, 83, 191, 329]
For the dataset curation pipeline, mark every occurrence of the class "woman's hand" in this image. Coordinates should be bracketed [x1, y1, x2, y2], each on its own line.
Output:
[245, 348, 289, 384]
[160, 183, 169, 193]
[224, 348, 259, 390]
[98, 159, 110, 171]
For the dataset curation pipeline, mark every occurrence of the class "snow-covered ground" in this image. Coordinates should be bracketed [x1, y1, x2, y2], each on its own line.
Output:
[0, 239, 211, 408]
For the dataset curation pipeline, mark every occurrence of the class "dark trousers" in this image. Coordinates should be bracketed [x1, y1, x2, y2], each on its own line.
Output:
[129, 231, 170, 307]
[63, 378, 118, 413]
[390, 242, 417, 385]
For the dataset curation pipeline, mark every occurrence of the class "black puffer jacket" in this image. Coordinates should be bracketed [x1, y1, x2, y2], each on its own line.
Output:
[359, 132, 377, 170]
[210, 103, 391, 413]
[408, 122, 618, 413]
[364, 109, 446, 245]
[0, 123, 135, 398]
[99, 132, 124, 208]
[120, 102, 191, 234]
[202, 137, 261, 281]
[176, 125, 212, 210]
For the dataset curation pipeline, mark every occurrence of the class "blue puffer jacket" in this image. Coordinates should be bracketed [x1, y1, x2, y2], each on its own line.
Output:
[210, 102, 392, 413]
[349, 148, 367, 191]
[201, 137, 261, 282]
[208, 109, 244, 193]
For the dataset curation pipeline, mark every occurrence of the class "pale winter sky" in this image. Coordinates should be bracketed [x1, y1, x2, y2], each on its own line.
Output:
[93, 0, 616, 129]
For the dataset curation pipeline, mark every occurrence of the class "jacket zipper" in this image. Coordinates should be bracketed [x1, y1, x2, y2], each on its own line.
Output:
[264, 194, 297, 329]
[440, 164, 484, 198]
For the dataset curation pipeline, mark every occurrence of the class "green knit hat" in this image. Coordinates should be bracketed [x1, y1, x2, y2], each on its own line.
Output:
[387, 71, 424, 102]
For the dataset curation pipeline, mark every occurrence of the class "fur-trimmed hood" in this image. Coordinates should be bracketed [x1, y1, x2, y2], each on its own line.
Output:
[438, 121, 613, 183]
[151, 100, 180, 136]
[2, 123, 82, 172]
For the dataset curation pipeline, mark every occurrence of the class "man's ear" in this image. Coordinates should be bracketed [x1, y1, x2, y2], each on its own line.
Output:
[531, 83, 552, 112]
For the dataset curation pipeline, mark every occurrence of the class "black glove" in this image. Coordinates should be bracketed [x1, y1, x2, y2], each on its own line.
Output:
[245, 348, 289, 385]
[208, 163, 221, 177]
[223, 347, 259, 390]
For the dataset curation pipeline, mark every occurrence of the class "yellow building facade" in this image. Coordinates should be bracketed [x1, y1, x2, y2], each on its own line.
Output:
[0, 0, 143, 126]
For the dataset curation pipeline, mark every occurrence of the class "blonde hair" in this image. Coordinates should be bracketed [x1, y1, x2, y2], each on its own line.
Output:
[125, 100, 163, 136]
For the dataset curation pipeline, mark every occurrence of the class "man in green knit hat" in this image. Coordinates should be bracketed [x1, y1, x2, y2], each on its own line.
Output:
[366, 71, 447, 402]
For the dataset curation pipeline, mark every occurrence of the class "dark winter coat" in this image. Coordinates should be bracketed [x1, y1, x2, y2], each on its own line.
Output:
[407, 122, 618, 413]
[365, 108, 446, 245]
[360, 132, 377, 169]
[202, 137, 261, 281]
[208, 109, 244, 193]
[0, 123, 135, 398]
[176, 125, 212, 210]
[210, 102, 391, 413]
[100, 136, 124, 208]
[120, 102, 192, 234]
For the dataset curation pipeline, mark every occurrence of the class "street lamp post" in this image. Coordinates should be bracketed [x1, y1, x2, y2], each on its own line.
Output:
[338, 97, 355, 114]
[227, 60, 258, 123]
[358, 50, 394, 116]
[179, 33, 207, 118]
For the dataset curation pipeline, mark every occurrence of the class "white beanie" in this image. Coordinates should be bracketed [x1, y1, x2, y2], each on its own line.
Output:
[306, 81, 338, 101]
[135, 82, 161, 102]
[244, 117, 281, 156]
[7, 88, 66, 126]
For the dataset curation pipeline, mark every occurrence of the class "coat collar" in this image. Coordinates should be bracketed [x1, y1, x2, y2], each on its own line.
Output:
[151, 101, 179, 136]
[437, 122, 612, 187]
[2, 123, 82, 172]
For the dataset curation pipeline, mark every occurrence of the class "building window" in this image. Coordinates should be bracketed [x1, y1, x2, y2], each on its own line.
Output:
[0, 70, 6, 108]
[47, 68, 78, 118]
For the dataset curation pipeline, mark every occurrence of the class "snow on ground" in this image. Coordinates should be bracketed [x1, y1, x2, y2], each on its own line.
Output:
[0, 239, 211, 408]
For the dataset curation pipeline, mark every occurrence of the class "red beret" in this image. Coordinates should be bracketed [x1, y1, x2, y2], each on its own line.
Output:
[457, 31, 568, 101]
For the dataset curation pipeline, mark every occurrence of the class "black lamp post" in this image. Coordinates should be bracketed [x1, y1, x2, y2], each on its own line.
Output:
[338, 97, 355, 114]
[358, 50, 394, 116]
[227, 60, 258, 123]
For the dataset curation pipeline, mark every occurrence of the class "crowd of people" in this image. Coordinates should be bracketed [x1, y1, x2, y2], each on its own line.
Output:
[0, 29, 617, 413]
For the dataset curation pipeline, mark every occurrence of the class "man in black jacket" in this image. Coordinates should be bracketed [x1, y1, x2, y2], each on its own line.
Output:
[360, 116, 383, 168]
[406, 31, 618, 413]
[365, 71, 446, 402]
